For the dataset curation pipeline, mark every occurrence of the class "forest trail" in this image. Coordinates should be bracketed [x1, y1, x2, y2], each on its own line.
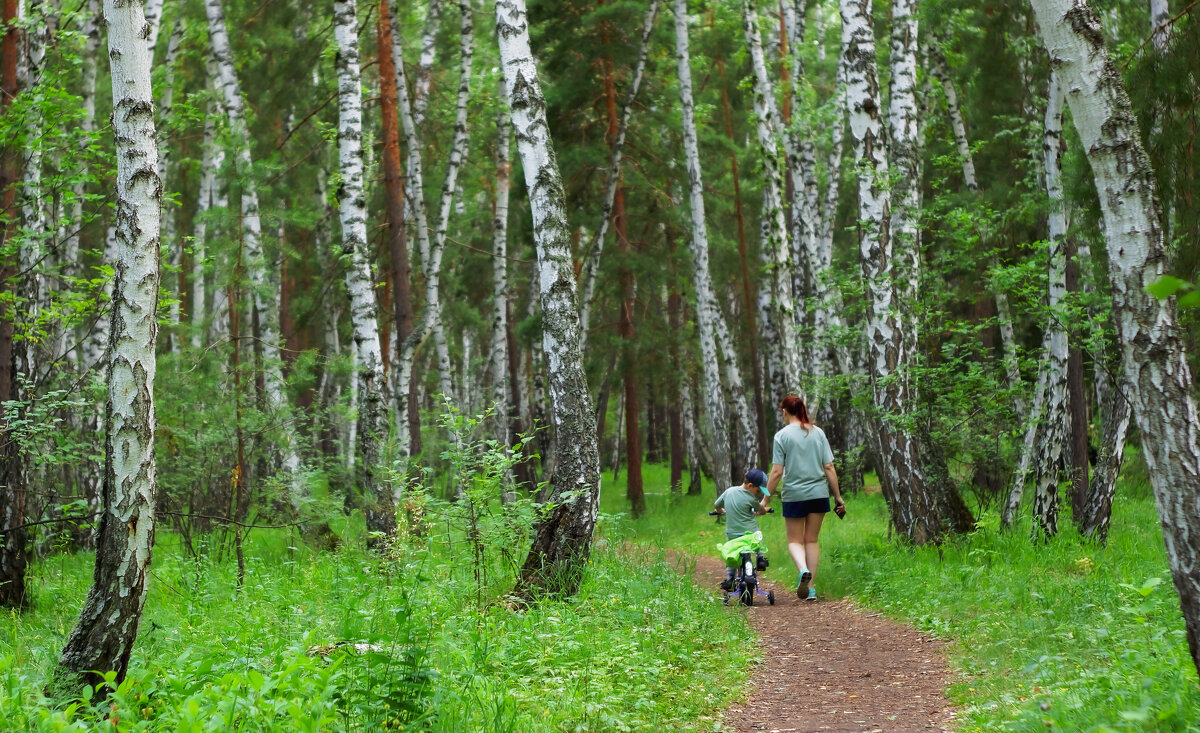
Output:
[685, 554, 957, 732]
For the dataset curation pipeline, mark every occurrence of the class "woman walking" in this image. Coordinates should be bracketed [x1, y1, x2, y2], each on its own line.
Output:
[761, 395, 845, 601]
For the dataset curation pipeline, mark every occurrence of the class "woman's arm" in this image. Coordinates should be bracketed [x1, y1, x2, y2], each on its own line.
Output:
[764, 464, 784, 509]
[824, 462, 843, 506]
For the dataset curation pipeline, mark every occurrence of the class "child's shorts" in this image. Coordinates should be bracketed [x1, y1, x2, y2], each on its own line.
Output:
[781, 497, 831, 518]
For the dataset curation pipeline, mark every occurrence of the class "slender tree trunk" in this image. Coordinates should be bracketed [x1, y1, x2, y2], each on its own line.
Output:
[413, 0, 441, 129]
[668, 274, 684, 495]
[887, 0, 921, 368]
[54, 0, 161, 692]
[497, 0, 601, 601]
[0, 0, 27, 611]
[673, 0, 731, 489]
[378, 0, 416, 457]
[491, 76, 513, 443]
[191, 89, 221, 349]
[1003, 353, 1049, 526]
[1076, 238, 1130, 543]
[577, 0, 660, 344]
[142, 0, 164, 54]
[335, 0, 392, 542]
[1033, 71, 1070, 541]
[64, 0, 100, 289]
[716, 54, 769, 467]
[392, 1, 473, 448]
[740, 0, 804, 405]
[683, 373, 705, 495]
[1065, 235, 1089, 517]
[206, 0, 304, 503]
[159, 20, 183, 351]
[1029, 0, 1200, 674]
[841, 0, 970, 543]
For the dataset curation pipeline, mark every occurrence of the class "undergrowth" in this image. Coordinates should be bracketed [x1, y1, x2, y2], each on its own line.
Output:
[0, 443, 752, 732]
[606, 460, 1200, 732]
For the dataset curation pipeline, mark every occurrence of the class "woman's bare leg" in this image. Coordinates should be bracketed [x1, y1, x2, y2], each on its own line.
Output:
[786, 516, 808, 573]
[804, 512, 826, 582]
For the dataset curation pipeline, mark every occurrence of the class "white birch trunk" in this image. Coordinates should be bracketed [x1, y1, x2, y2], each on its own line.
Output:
[577, 0, 661, 345]
[740, 0, 805, 404]
[1003, 352, 1048, 526]
[496, 0, 601, 601]
[713, 308, 757, 472]
[65, 0, 101, 278]
[142, 0, 164, 55]
[491, 78, 513, 437]
[206, 0, 304, 500]
[1032, 70, 1070, 539]
[20, 0, 48, 378]
[843, 0, 962, 543]
[190, 94, 219, 349]
[335, 0, 391, 539]
[674, 0, 731, 488]
[1076, 238, 1131, 542]
[392, 1, 473, 439]
[159, 20, 183, 346]
[1029, 0, 1200, 674]
[886, 0, 921, 366]
[55, 0, 161, 691]
[414, 0, 441, 129]
[1150, 0, 1170, 49]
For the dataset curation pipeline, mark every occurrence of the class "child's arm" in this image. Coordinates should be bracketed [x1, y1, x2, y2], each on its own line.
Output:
[713, 492, 726, 515]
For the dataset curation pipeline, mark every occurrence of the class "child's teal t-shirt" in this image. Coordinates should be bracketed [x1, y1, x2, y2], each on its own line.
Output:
[714, 486, 761, 539]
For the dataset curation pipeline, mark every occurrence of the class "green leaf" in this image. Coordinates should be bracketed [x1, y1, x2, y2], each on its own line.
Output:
[1178, 290, 1200, 308]
[1146, 276, 1189, 299]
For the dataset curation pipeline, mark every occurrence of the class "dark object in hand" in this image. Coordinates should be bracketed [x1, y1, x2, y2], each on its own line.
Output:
[834, 503, 846, 519]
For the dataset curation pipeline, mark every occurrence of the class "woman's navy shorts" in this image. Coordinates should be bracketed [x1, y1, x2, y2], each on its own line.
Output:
[782, 497, 831, 518]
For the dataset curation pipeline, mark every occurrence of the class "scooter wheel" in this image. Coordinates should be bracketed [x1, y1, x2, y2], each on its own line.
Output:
[768, 590, 775, 605]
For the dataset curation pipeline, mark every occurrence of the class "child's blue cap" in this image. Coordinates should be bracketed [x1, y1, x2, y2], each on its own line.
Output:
[746, 468, 768, 495]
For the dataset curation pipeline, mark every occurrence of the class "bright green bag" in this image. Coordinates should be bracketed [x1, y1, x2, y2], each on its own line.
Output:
[717, 531, 766, 567]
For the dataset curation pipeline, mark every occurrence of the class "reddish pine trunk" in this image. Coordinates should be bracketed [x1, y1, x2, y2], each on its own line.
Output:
[0, 0, 27, 611]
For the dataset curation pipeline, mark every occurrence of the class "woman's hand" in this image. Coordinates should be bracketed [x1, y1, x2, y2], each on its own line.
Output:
[833, 497, 846, 519]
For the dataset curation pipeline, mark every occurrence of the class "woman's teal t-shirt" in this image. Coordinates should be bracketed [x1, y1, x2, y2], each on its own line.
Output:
[771, 424, 834, 502]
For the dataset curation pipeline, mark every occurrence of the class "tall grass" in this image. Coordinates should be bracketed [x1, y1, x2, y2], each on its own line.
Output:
[603, 461, 1200, 731]
[0, 500, 753, 730]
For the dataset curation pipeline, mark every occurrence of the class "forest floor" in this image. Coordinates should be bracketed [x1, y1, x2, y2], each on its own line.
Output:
[685, 553, 958, 733]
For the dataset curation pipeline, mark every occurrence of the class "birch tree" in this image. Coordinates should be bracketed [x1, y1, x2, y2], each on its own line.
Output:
[886, 0, 921, 364]
[335, 0, 392, 541]
[1028, 0, 1200, 674]
[841, 0, 970, 543]
[740, 0, 804, 405]
[54, 0, 161, 692]
[490, 76, 512, 443]
[1031, 70, 1071, 540]
[673, 0, 730, 488]
[496, 0, 601, 601]
[205, 0, 305, 505]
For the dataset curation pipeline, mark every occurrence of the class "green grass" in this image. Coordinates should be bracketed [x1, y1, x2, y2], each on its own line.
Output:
[0, 500, 753, 731]
[603, 461, 1200, 732]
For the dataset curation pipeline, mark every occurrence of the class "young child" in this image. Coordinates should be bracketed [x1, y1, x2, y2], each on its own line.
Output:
[712, 468, 770, 590]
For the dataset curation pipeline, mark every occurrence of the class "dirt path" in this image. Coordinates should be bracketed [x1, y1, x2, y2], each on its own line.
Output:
[683, 554, 958, 733]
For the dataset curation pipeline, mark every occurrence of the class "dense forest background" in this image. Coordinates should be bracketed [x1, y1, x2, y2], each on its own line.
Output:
[0, 0, 1199, 728]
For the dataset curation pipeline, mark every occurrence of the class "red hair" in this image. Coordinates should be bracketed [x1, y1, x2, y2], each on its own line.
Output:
[779, 395, 813, 432]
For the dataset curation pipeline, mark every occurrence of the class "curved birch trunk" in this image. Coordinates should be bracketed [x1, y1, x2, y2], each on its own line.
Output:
[740, 0, 804, 404]
[1031, 70, 1070, 540]
[206, 0, 304, 503]
[335, 0, 392, 541]
[496, 0, 601, 601]
[1075, 240, 1130, 543]
[674, 0, 730, 488]
[842, 0, 969, 543]
[54, 0, 161, 692]
[1029, 0, 1200, 674]
[577, 0, 661, 345]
